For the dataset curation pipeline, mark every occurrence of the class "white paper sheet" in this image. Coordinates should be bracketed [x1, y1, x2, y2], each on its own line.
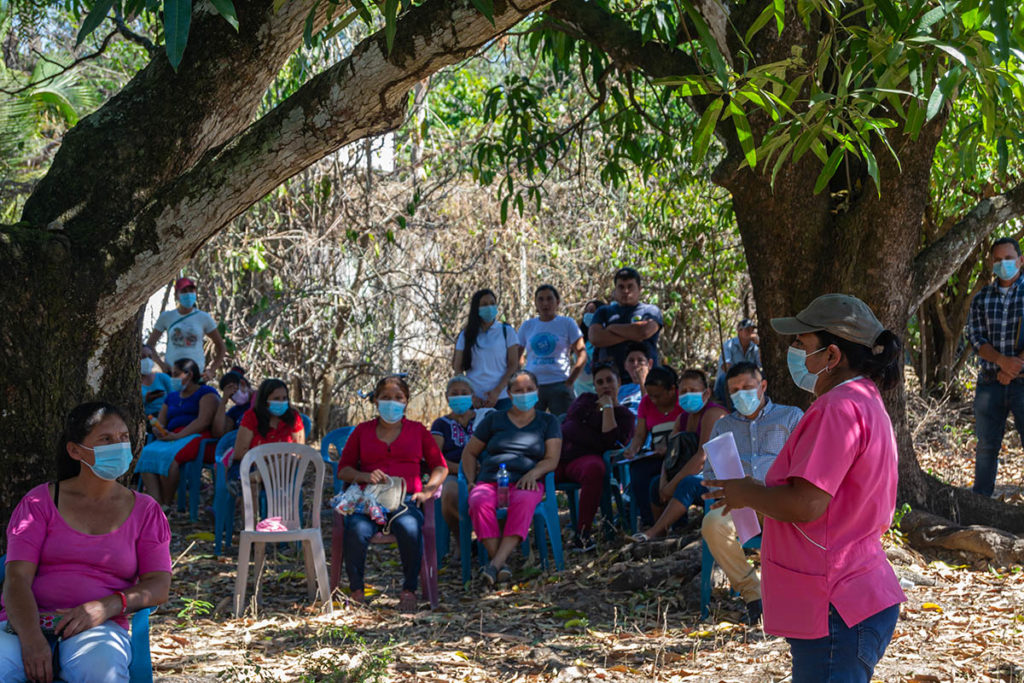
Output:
[702, 431, 762, 544]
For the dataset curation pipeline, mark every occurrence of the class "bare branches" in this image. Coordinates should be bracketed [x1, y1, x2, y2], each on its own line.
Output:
[0, 31, 118, 97]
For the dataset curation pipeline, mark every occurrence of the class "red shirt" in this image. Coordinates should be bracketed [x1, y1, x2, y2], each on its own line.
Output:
[338, 418, 447, 492]
[239, 408, 304, 448]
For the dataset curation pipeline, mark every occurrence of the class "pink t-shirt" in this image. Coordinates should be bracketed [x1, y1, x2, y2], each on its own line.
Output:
[2, 484, 172, 630]
[636, 395, 682, 429]
[761, 377, 905, 639]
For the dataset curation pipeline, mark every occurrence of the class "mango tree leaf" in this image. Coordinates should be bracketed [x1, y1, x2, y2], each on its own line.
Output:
[164, 0, 193, 70]
[384, 0, 398, 53]
[469, 0, 494, 25]
[209, 0, 238, 30]
[691, 97, 724, 164]
[728, 100, 756, 168]
[76, 0, 117, 46]
[813, 146, 845, 195]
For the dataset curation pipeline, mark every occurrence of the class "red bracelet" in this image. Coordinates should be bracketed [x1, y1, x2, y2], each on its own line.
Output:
[115, 591, 128, 616]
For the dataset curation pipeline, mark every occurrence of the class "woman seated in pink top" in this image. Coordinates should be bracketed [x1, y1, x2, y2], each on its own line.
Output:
[0, 402, 172, 683]
[707, 294, 906, 682]
[336, 376, 447, 612]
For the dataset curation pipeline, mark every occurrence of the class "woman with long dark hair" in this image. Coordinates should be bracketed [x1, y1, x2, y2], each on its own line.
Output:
[230, 378, 305, 465]
[1, 402, 171, 682]
[452, 289, 519, 411]
[706, 294, 906, 681]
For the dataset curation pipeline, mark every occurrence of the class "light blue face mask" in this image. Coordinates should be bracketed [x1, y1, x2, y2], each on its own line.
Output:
[378, 400, 406, 423]
[478, 305, 498, 323]
[994, 258, 1020, 281]
[583, 312, 595, 327]
[511, 391, 539, 410]
[678, 392, 706, 413]
[140, 358, 154, 375]
[79, 441, 132, 481]
[787, 346, 828, 393]
[178, 292, 197, 308]
[448, 395, 473, 414]
[732, 388, 762, 417]
[169, 377, 183, 392]
[268, 400, 289, 416]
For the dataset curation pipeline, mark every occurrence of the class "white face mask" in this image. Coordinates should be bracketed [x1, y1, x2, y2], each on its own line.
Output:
[140, 358, 155, 375]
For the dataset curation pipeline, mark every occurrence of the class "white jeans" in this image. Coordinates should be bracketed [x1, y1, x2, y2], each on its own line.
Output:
[0, 621, 131, 683]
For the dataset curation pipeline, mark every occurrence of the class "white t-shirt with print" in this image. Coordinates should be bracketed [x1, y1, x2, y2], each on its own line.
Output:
[517, 316, 583, 385]
[154, 308, 217, 371]
[456, 323, 518, 400]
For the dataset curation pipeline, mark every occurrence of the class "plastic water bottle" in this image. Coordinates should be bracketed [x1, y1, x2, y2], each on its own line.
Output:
[496, 464, 509, 510]
[147, 415, 169, 439]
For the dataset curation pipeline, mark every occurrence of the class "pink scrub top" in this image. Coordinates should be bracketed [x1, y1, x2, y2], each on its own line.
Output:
[761, 377, 906, 639]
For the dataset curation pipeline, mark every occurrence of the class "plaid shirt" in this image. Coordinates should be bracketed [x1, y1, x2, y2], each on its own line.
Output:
[701, 398, 804, 483]
[717, 337, 761, 372]
[967, 276, 1024, 375]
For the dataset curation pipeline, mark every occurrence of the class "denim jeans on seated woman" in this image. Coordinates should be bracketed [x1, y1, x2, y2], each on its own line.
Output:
[0, 620, 131, 683]
[343, 496, 424, 593]
[788, 603, 899, 683]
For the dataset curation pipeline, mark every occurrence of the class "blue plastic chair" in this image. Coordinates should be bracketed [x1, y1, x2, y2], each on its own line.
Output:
[211, 430, 239, 555]
[457, 468, 564, 584]
[699, 501, 762, 620]
[0, 556, 153, 682]
[320, 426, 356, 495]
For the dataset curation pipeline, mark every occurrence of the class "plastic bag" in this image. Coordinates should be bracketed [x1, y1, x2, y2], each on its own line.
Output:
[331, 485, 388, 525]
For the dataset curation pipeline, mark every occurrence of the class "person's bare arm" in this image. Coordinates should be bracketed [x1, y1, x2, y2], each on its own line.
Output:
[434, 435, 459, 475]
[461, 436, 486, 486]
[705, 476, 832, 523]
[604, 321, 658, 341]
[588, 324, 627, 348]
[413, 466, 449, 503]
[232, 426, 254, 462]
[143, 329, 170, 373]
[162, 393, 218, 440]
[566, 337, 587, 385]
[56, 571, 171, 639]
[624, 418, 648, 458]
[2, 560, 52, 683]
[210, 381, 236, 438]
[485, 342, 520, 407]
[452, 348, 464, 374]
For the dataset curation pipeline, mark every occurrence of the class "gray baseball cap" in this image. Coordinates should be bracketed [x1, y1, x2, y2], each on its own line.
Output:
[770, 294, 885, 349]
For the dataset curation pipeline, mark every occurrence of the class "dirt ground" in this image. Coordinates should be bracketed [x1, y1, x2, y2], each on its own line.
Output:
[149, 391, 1024, 682]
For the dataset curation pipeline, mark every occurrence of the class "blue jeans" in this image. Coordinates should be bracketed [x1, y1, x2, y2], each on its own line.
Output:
[628, 457, 664, 527]
[973, 379, 1024, 496]
[343, 497, 424, 592]
[672, 474, 707, 507]
[788, 604, 899, 683]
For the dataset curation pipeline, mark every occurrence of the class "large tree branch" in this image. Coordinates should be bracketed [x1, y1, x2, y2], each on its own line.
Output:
[545, 0, 699, 79]
[910, 180, 1024, 315]
[86, 0, 549, 385]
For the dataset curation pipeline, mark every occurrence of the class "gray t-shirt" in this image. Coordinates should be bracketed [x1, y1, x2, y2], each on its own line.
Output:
[474, 410, 561, 483]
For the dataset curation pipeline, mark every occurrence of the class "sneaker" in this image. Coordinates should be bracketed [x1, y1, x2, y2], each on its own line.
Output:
[744, 599, 763, 625]
[496, 565, 513, 583]
[572, 533, 597, 553]
[481, 564, 499, 586]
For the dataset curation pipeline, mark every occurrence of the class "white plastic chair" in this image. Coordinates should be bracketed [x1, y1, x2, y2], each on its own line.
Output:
[233, 443, 333, 617]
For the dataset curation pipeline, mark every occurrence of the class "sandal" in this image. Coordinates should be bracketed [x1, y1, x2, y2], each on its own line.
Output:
[631, 532, 650, 543]
[398, 590, 418, 613]
[481, 564, 499, 586]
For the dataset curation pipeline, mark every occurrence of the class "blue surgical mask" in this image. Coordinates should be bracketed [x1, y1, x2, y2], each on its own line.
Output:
[268, 400, 289, 416]
[732, 389, 762, 417]
[678, 392, 706, 413]
[583, 312, 595, 327]
[478, 305, 498, 323]
[178, 292, 197, 308]
[448, 395, 473, 414]
[79, 442, 132, 481]
[511, 391, 539, 410]
[787, 346, 828, 393]
[994, 258, 1019, 281]
[169, 377, 183, 392]
[378, 400, 406, 423]
[140, 358, 154, 375]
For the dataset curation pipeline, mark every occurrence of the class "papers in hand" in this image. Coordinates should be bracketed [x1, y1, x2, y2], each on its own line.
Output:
[703, 431, 761, 544]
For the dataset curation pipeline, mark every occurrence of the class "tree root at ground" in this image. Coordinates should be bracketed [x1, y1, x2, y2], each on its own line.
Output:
[606, 537, 703, 591]
[900, 509, 1024, 566]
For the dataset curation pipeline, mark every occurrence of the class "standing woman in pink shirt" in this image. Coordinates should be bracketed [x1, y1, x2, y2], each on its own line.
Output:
[706, 294, 906, 682]
[336, 376, 448, 612]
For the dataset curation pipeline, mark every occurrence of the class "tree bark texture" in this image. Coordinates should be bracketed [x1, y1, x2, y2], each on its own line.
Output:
[549, 0, 1024, 531]
[0, 0, 549, 533]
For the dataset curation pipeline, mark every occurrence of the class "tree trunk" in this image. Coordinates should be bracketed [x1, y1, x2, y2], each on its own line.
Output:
[0, 0, 550, 536]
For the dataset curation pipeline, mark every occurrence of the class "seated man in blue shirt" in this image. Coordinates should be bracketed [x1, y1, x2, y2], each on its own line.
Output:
[640, 362, 802, 624]
[589, 267, 664, 383]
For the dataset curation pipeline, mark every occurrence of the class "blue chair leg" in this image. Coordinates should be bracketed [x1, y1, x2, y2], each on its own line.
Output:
[700, 537, 714, 620]
[458, 475, 473, 585]
[435, 497, 450, 564]
[542, 473, 565, 571]
[129, 607, 153, 683]
[566, 488, 579, 533]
